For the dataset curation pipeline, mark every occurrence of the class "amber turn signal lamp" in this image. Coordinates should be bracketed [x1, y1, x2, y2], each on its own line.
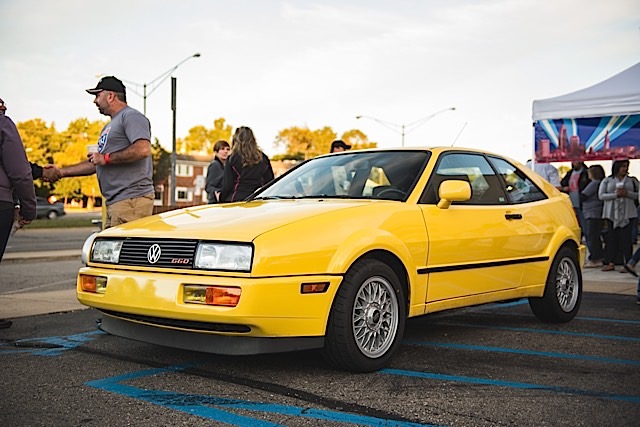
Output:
[184, 285, 241, 307]
[80, 275, 107, 294]
[301, 282, 329, 294]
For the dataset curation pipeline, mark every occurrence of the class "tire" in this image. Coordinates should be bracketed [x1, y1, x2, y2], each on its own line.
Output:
[528, 246, 582, 323]
[47, 210, 58, 219]
[323, 259, 406, 372]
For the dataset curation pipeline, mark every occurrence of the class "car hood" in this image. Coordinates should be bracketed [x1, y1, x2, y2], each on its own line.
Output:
[97, 200, 375, 241]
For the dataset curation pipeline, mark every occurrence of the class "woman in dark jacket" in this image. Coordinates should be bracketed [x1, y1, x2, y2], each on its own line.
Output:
[220, 127, 274, 202]
[205, 139, 230, 204]
[581, 165, 605, 267]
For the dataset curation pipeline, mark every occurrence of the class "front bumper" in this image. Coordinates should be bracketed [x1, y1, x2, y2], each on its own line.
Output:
[98, 313, 325, 355]
[77, 267, 342, 344]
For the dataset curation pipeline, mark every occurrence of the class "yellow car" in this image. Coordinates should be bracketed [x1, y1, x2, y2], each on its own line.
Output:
[78, 147, 585, 372]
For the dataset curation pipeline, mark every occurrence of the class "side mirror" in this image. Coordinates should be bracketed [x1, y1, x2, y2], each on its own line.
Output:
[437, 180, 471, 209]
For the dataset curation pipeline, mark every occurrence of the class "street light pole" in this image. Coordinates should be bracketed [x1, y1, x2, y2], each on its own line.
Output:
[356, 107, 456, 147]
[104, 53, 201, 116]
[170, 77, 177, 207]
[142, 53, 201, 117]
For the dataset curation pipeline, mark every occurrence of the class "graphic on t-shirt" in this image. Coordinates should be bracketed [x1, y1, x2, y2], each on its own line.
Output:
[97, 126, 111, 153]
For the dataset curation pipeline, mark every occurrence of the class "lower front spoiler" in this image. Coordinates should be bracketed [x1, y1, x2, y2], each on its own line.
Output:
[99, 312, 325, 356]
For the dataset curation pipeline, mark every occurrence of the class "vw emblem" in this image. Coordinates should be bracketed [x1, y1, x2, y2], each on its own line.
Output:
[147, 244, 162, 264]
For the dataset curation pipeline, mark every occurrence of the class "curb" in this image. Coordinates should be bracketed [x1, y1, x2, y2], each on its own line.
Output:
[2, 250, 82, 264]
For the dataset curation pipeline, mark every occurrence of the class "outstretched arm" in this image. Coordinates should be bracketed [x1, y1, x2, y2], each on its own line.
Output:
[59, 160, 96, 178]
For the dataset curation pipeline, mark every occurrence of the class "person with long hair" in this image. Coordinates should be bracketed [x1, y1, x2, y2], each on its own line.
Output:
[220, 127, 274, 202]
[598, 159, 638, 272]
[561, 160, 590, 240]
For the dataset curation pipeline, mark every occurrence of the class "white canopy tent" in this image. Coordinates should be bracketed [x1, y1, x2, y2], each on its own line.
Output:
[531, 62, 640, 166]
[532, 61, 640, 121]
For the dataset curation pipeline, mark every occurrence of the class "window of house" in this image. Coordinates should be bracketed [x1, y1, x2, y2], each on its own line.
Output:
[176, 187, 192, 202]
[176, 164, 193, 177]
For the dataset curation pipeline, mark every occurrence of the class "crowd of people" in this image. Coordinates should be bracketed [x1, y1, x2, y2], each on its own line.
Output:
[530, 158, 640, 304]
[532, 159, 640, 271]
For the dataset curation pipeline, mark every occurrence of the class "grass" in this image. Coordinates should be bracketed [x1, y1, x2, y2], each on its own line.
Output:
[25, 217, 100, 228]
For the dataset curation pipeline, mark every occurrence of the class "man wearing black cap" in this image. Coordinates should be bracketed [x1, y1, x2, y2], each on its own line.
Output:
[330, 140, 351, 153]
[54, 76, 154, 228]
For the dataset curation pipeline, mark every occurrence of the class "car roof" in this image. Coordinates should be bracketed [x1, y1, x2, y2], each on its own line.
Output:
[322, 146, 522, 166]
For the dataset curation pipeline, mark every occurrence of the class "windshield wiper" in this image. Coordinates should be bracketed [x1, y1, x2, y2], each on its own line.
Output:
[252, 195, 296, 200]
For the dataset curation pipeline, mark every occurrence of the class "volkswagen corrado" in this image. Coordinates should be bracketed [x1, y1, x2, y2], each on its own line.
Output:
[78, 147, 585, 372]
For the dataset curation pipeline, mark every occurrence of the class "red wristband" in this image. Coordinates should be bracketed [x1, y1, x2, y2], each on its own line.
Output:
[104, 153, 111, 165]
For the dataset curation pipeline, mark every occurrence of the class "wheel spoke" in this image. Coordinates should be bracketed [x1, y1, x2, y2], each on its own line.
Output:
[352, 276, 399, 358]
[555, 258, 578, 312]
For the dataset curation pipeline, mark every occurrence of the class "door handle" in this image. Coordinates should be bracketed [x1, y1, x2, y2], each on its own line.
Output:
[505, 213, 522, 220]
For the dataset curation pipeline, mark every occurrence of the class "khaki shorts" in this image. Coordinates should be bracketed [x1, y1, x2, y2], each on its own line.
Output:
[105, 193, 155, 229]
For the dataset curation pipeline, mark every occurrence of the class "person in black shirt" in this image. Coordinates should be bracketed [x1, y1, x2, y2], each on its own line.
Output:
[220, 127, 274, 202]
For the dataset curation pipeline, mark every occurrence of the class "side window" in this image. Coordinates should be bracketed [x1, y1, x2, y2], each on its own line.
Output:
[488, 156, 547, 204]
[421, 153, 508, 205]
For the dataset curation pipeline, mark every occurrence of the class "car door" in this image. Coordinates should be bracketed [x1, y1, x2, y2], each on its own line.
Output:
[419, 152, 547, 303]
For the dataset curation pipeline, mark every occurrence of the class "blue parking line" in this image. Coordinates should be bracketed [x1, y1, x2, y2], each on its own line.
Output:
[87, 364, 437, 427]
[473, 300, 528, 309]
[576, 316, 640, 325]
[0, 330, 105, 356]
[381, 369, 640, 403]
[469, 300, 640, 326]
[433, 321, 640, 342]
[403, 340, 640, 366]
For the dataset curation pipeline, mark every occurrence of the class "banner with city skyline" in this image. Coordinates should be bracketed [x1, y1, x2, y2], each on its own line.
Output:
[534, 114, 640, 162]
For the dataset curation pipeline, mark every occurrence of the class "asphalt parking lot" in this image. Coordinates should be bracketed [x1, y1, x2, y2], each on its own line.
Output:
[0, 288, 638, 426]
[1, 226, 638, 426]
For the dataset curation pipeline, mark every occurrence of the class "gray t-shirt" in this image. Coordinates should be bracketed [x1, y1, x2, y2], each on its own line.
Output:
[95, 106, 153, 205]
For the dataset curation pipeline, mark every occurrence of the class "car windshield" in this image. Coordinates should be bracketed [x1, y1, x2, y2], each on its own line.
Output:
[255, 150, 430, 201]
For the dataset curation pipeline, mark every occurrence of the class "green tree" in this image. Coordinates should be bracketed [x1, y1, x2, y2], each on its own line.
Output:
[17, 119, 64, 192]
[340, 129, 377, 150]
[274, 126, 377, 158]
[178, 117, 233, 154]
[17, 119, 61, 165]
[209, 117, 233, 148]
[274, 126, 337, 160]
[51, 119, 105, 204]
[151, 139, 171, 186]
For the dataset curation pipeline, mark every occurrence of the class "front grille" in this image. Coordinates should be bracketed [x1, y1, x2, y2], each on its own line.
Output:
[101, 309, 251, 333]
[118, 238, 198, 269]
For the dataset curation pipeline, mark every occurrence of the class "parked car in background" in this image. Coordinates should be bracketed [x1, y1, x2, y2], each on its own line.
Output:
[36, 196, 66, 219]
[78, 147, 585, 372]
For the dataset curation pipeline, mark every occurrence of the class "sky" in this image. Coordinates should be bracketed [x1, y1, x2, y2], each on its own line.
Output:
[2, 0, 639, 163]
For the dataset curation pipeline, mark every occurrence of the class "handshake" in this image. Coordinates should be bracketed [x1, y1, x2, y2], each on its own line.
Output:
[36, 145, 102, 183]
[41, 165, 62, 183]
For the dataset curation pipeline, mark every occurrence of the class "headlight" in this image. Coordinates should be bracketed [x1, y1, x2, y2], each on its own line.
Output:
[91, 240, 124, 264]
[81, 232, 99, 264]
[194, 242, 252, 272]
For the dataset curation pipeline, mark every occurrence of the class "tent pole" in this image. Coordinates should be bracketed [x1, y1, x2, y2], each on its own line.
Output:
[531, 121, 537, 168]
